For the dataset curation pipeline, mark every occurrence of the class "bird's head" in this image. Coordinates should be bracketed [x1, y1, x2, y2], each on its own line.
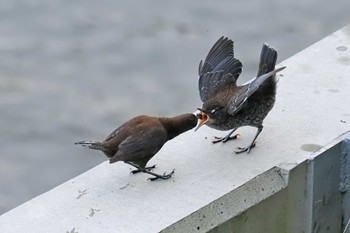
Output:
[194, 105, 225, 131]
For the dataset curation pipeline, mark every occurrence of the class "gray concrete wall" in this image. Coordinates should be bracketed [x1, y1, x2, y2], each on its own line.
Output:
[207, 135, 350, 233]
[0, 26, 350, 233]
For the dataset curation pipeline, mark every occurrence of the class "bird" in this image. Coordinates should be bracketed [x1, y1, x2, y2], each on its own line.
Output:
[195, 36, 286, 154]
[75, 113, 198, 181]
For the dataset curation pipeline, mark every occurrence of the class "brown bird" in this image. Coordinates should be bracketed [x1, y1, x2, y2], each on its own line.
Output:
[195, 37, 285, 153]
[75, 113, 198, 181]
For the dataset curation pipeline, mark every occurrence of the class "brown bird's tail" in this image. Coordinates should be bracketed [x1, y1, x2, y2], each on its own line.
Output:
[74, 140, 105, 151]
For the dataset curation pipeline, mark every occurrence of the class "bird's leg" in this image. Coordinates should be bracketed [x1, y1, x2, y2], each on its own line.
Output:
[235, 126, 263, 154]
[145, 169, 175, 181]
[130, 165, 157, 174]
[125, 161, 156, 174]
[125, 161, 174, 180]
[212, 128, 239, 144]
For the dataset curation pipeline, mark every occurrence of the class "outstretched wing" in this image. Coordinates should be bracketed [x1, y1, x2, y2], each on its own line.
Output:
[199, 71, 236, 102]
[228, 67, 286, 115]
[198, 36, 242, 78]
[198, 37, 243, 102]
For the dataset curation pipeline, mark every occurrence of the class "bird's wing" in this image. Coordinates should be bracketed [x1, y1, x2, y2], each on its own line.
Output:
[198, 37, 243, 102]
[199, 71, 236, 102]
[228, 67, 285, 115]
[110, 127, 167, 163]
[198, 37, 242, 76]
[104, 126, 124, 142]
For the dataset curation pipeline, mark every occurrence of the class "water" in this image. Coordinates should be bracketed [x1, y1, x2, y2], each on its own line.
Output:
[0, 0, 349, 214]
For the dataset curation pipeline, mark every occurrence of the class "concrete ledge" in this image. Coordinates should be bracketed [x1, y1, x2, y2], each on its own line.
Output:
[1, 26, 350, 233]
[161, 166, 289, 233]
[207, 132, 350, 233]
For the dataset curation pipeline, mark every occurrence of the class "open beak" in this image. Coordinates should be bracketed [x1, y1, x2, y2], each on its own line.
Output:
[194, 108, 209, 131]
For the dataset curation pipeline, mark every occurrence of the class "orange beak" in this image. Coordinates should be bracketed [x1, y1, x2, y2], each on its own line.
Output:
[194, 109, 209, 131]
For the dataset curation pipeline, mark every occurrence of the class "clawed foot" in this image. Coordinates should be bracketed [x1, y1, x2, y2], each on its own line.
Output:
[212, 134, 240, 144]
[130, 164, 156, 174]
[234, 143, 256, 154]
[148, 169, 175, 181]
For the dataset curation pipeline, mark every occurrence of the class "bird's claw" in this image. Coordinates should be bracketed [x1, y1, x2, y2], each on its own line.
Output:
[234, 143, 256, 154]
[146, 164, 157, 171]
[212, 134, 240, 144]
[234, 147, 249, 154]
[148, 169, 175, 181]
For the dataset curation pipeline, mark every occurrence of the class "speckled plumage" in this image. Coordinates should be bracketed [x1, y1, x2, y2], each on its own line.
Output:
[196, 37, 285, 153]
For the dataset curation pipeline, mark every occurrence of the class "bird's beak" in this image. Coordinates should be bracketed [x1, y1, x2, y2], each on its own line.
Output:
[194, 108, 209, 132]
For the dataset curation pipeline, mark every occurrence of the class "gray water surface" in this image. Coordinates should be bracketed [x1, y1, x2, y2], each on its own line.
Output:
[1, 0, 349, 214]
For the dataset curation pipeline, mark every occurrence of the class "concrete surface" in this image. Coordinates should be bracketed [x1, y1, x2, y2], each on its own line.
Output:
[206, 133, 349, 233]
[0, 25, 350, 233]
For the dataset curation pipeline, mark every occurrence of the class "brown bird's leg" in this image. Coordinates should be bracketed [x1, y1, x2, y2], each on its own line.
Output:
[130, 165, 157, 174]
[212, 128, 239, 144]
[235, 126, 263, 154]
[145, 169, 175, 181]
[125, 161, 174, 181]
[125, 161, 156, 174]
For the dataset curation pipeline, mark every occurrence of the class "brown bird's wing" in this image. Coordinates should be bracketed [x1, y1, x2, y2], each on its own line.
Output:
[103, 115, 148, 144]
[109, 126, 168, 164]
[101, 116, 148, 155]
[198, 37, 243, 102]
[104, 126, 124, 142]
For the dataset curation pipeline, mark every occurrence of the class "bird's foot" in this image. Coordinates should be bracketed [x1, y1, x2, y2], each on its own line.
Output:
[235, 143, 256, 154]
[130, 164, 156, 174]
[212, 134, 240, 144]
[147, 169, 175, 181]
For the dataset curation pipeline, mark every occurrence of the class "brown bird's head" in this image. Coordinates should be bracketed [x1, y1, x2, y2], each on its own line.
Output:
[195, 103, 228, 131]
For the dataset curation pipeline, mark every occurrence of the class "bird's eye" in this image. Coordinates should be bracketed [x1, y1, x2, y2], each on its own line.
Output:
[210, 107, 223, 115]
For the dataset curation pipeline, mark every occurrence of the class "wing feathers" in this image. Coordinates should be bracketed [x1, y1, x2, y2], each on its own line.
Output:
[110, 127, 167, 163]
[198, 37, 243, 102]
[198, 37, 234, 75]
[228, 67, 286, 115]
[199, 71, 235, 102]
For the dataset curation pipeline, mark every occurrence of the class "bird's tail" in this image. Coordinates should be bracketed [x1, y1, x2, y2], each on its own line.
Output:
[258, 43, 278, 77]
[254, 43, 279, 95]
[74, 140, 105, 151]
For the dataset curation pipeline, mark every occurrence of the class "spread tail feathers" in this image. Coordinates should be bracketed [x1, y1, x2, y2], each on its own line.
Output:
[258, 43, 278, 76]
[74, 140, 105, 151]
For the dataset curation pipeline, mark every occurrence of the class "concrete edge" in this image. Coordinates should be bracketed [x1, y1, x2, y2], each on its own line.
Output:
[160, 165, 292, 233]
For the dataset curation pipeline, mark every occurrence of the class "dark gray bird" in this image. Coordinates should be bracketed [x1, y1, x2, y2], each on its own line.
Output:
[75, 113, 198, 181]
[195, 37, 285, 153]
